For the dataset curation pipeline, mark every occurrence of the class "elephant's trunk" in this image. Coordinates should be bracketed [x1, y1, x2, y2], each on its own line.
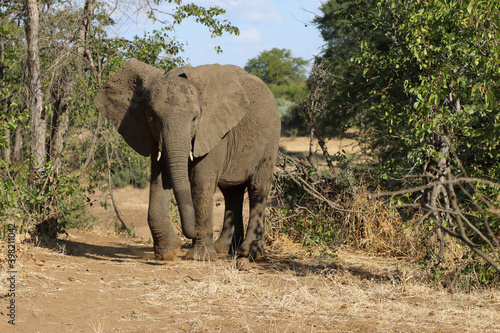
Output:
[163, 137, 197, 240]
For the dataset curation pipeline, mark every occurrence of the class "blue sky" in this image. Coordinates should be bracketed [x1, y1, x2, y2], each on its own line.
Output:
[114, 1, 325, 69]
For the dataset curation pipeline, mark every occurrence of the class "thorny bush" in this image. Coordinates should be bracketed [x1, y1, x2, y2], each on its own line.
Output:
[270, 150, 416, 258]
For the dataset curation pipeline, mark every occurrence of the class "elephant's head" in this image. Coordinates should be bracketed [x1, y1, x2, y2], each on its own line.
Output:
[94, 58, 250, 239]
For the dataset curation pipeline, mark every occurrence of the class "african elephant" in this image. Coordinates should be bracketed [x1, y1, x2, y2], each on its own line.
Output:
[94, 58, 280, 260]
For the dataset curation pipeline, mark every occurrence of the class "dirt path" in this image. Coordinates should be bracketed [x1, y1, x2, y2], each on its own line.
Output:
[2, 136, 500, 331]
[1, 230, 500, 332]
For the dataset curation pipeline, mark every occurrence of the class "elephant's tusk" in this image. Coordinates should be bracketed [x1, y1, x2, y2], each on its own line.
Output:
[189, 150, 194, 161]
[157, 151, 162, 161]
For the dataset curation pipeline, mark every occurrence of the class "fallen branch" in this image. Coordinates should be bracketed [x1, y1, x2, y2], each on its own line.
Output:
[277, 151, 378, 215]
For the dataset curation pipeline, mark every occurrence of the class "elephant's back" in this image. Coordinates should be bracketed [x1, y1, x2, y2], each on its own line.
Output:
[237, 69, 280, 127]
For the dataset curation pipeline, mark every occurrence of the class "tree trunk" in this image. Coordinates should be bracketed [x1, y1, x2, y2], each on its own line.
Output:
[2, 129, 11, 167]
[423, 96, 455, 262]
[49, 0, 98, 172]
[422, 130, 451, 260]
[0, 30, 5, 80]
[81, 112, 103, 171]
[1, 36, 11, 167]
[78, 1, 101, 172]
[76, 0, 98, 59]
[49, 98, 70, 171]
[25, 0, 46, 182]
[13, 126, 23, 162]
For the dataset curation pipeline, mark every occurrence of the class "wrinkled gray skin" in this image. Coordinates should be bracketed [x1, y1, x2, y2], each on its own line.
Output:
[94, 58, 280, 260]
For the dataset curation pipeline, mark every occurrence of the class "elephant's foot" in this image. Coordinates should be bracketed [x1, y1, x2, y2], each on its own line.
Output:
[213, 239, 231, 255]
[154, 236, 182, 261]
[214, 236, 244, 256]
[237, 239, 264, 259]
[185, 242, 218, 261]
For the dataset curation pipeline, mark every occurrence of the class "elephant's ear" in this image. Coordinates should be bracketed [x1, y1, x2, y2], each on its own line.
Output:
[183, 64, 250, 157]
[94, 58, 165, 157]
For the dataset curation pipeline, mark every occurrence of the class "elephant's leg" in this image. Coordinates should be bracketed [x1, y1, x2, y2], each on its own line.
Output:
[238, 173, 273, 259]
[148, 154, 182, 261]
[214, 185, 245, 255]
[185, 178, 218, 260]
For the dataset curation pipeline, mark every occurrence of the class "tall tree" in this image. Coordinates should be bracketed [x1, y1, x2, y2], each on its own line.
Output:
[313, 0, 409, 140]
[49, 0, 98, 172]
[317, 0, 500, 272]
[25, 0, 45, 182]
[244, 48, 308, 102]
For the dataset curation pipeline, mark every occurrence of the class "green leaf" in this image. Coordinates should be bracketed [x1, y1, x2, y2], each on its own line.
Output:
[467, 2, 473, 14]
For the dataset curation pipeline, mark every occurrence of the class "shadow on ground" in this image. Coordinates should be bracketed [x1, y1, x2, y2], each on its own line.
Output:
[36, 230, 404, 282]
[38, 234, 155, 263]
[256, 252, 400, 283]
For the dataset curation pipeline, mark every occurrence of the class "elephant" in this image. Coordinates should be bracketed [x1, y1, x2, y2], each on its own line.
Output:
[94, 58, 281, 261]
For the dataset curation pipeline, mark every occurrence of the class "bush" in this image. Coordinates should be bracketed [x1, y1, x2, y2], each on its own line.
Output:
[270, 151, 416, 257]
[1, 109, 94, 238]
[276, 98, 308, 137]
[0, 161, 94, 238]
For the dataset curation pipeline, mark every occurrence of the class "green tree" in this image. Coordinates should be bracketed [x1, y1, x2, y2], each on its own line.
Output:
[317, 0, 500, 179]
[313, 0, 410, 143]
[244, 48, 309, 135]
[244, 48, 308, 102]
[340, 0, 500, 274]
[348, 0, 500, 178]
[313, 0, 500, 276]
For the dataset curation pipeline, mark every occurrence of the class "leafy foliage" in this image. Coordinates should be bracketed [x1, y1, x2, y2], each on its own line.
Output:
[313, 0, 500, 282]
[313, 0, 400, 138]
[1, 109, 93, 236]
[315, 0, 500, 181]
[244, 48, 308, 102]
[357, 0, 500, 274]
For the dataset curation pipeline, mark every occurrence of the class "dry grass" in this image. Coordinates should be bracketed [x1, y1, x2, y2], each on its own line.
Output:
[140, 252, 500, 332]
[340, 188, 416, 256]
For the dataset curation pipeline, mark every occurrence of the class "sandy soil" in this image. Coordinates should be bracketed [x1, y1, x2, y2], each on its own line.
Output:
[279, 131, 360, 157]
[1, 136, 500, 332]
